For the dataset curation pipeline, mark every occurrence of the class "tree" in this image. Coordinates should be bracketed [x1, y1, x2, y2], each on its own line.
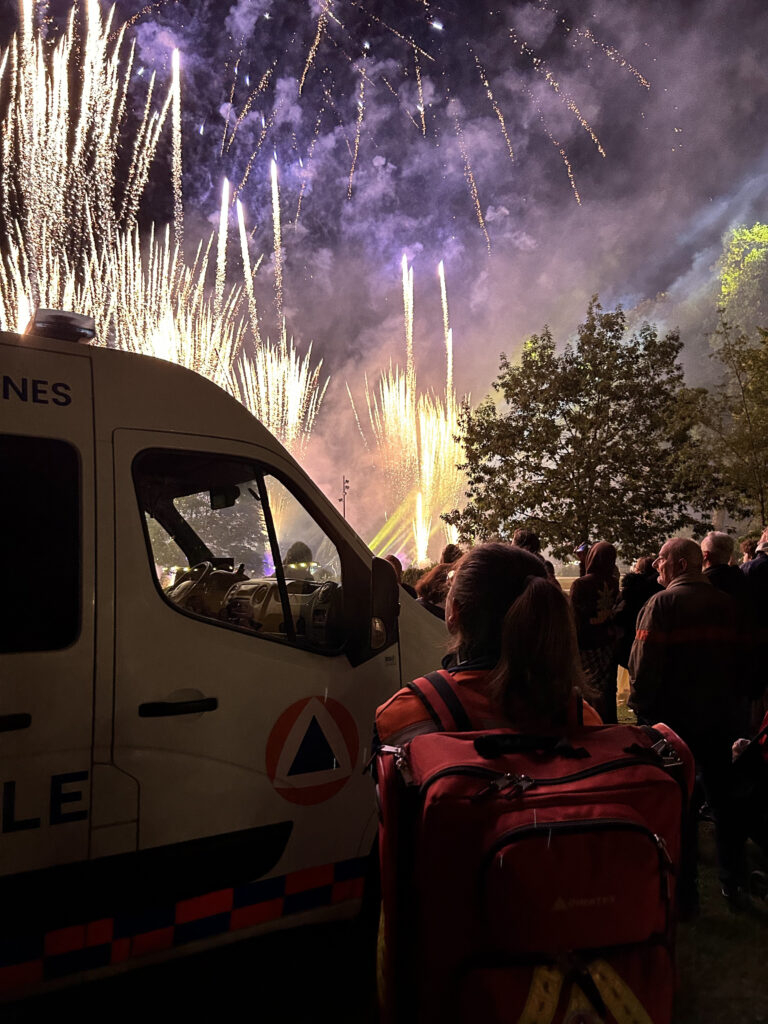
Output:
[718, 223, 768, 332]
[700, 314, 768, 529]
[443, 298, 713, 561]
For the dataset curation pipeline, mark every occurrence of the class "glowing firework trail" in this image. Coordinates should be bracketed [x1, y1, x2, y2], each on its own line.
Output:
[412, 492, 431, 566]
[300, 0, 330, 95]
[402, 254, 415, 392]
[214, 177, 230, 323]
[453, 113, 491, 253]
[534, 100, 581, 205]
[171, 49, 183, 252]
[271, 157, 284, 324]
[347, 69, 365, 199]
[533, 1, 651, 90]
[414, 52, 426, 135]
[574, 24, 651, 89]
[380, 74, 420, 131]
[235, 100, 282, 197]
[472, 49, 515, 162]
[438, 260, 452, 396]
[220, 55, 239, 156]
[236, 198, 261, 345]
[225, 62, 276, 151]
[294, 106, 326, 226]
[346, 1, 434, 63]
[511, 30, 606, 159]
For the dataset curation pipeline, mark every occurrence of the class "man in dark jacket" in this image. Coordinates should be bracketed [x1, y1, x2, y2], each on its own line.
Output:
[702, 531, 748, 600]
[629, 537, 747, 909]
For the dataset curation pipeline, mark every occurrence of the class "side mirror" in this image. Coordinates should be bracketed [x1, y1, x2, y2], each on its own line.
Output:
[370, 556, 399, 650]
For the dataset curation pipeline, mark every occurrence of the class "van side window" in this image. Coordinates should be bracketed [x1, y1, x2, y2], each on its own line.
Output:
[0, 435, 80, 652]
[133, 449, 344, 653]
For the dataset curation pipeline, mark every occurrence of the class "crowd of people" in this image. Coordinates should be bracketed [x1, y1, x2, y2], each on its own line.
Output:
[380, 526, 768, 913]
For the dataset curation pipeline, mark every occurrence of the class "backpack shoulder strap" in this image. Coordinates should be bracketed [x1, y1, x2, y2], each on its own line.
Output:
[406, 670, 473, 732]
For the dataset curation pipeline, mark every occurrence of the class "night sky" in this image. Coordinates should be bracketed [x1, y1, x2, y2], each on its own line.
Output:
[3, 0, 768, 536]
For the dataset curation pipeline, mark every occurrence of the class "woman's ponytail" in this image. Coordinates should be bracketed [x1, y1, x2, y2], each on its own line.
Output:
[490, 575, 584, 723]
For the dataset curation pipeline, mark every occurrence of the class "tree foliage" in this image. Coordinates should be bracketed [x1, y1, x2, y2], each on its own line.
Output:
[700, 315, 768, 529]
[718, 223, 768, 331]
[443, 298, 713, 560]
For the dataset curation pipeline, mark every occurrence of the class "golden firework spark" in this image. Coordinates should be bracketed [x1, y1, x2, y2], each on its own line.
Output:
[171, 48, 183, 252]
[347, 67, 365, 199]
[226, 63, 275, 153]
[270, 157, 284, 324]
[414, 52, 426, 136]
[472, 48, 515, 162]
[214, 177, 230, 324]
[236, 198, 262, 345]
[300, 0, 330, 95]
[452, 110, 492, 253]
[512, 29, 606, 159]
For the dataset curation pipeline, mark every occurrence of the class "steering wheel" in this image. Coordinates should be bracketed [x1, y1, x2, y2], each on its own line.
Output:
[166, 561, 214, 605]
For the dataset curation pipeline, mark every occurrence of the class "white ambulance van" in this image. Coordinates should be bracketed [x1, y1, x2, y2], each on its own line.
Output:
[0, 314, 446, 996]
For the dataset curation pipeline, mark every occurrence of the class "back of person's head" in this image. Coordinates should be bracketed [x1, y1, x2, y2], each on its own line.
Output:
[701, 531, 733, 566]
[760, 526, 768, 546]
[585, 541, 617, 577]
[285, 541, 312, 565]
[448, 544, 582, 723]
[440, 543, 462, 564]
[633, 556, 656, 576]
[664, 537, 703, 575]
[740, 538, 758, 561]
[416, 562, 451, 606]
[385, 554, 403, 581]
[512, 528, 541, 555]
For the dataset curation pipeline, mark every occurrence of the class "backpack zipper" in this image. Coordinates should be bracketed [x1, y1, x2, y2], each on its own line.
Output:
[420, 755, 670, 799]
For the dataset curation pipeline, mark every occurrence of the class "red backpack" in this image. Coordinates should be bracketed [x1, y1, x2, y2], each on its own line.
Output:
[376, 671, 694, 1024]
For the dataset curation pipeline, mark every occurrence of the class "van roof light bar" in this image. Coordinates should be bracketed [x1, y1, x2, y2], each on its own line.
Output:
[25, 309, 96, 344]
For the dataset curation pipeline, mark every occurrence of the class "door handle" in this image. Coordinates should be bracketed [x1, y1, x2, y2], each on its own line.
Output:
[138, 698, 218, 718]
[0, 713, 32, 732]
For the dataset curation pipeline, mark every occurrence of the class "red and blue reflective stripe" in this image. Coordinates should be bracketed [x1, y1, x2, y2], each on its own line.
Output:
[0, 856, 367, 993]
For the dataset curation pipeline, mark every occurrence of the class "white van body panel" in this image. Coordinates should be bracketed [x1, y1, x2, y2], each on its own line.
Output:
[0, 329, 448, 996]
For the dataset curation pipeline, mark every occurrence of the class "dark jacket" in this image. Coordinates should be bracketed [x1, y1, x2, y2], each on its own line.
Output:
[570, 542, 619, 651]
[628, 572, 743, 747]
[705, 563, 749, 601]
[615, 570, 664, 669]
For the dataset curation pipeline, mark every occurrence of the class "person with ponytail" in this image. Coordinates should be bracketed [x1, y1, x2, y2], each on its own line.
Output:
[375, 542, 600, 750]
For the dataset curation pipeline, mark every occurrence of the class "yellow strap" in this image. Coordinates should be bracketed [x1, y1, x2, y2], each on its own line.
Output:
[564, 981, 602, 1021]
[590, 959, 654, 1024]
[518, 965, 564, 1024]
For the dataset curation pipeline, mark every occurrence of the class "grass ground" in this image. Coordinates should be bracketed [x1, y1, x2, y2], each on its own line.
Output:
[675, 825, 768, 1023]
[618, 700, 768, 1023]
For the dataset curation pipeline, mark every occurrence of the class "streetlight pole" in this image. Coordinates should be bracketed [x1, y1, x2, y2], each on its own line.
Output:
[338, 476, 350, 519]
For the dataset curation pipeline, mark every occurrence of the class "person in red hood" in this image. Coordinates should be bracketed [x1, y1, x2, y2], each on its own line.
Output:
[569, 541, 620, 723]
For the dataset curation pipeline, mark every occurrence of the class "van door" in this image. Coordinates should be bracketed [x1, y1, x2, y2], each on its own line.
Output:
[0, 343, 95, 956]
[111, 432, 399, 932]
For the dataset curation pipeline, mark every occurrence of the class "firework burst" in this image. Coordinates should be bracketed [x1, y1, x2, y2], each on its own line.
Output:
[352, 257, 467, 564]
[0, 0, 329, 465]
